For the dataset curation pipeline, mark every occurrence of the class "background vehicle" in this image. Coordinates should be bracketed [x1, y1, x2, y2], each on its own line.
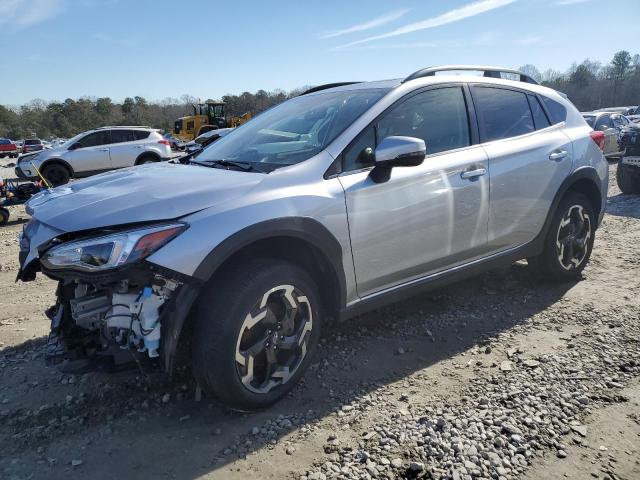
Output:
[22, 138, 44, 154]
[15, 126, 172, 186]
[627, 114, 640, 124]
[0, 177, 43, 226]
[184, 127, 233, 155]
[616, 122, 640, 193]
[0, 139, 19, 158]
[582, 111, 629, 158]
[14, 140, 24, 153]
[18, 66, 608, 411]
[172, 100, 252, 141]
[594, 106, 637, 115]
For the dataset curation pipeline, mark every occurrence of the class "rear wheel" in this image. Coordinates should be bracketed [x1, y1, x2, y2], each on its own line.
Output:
[137, 155, 158, 165]
[616, 163, 640, 194]
[0, 207, 9, 226]
[192, 259, 322, 410]
[42, 164, 70, 186]
[528, 192, 595, 281]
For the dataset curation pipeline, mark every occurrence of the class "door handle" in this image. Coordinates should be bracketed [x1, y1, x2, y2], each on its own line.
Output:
[100, 148, 109, 152]
[460, 167, 487, 180]
[549, 150, 568, 161]
[134, 145, 143, 149]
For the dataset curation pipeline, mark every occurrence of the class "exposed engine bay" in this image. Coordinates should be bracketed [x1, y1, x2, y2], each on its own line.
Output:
[46, 272, 183, 369]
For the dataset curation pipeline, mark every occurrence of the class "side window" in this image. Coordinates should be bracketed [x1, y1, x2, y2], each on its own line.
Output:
[597, 114, 613, 130]
[473, 87, 535, 142]
[377, 87, 470, 155]
[78, 131, 110, 148]
[539, 96, 567, 125]
[527, 95, 550, 130]
[110, 130, 134, 144]
[343, 126, 376, 171]
[133, 130, 151, 140]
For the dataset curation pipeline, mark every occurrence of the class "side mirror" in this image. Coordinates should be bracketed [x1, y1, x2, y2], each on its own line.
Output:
[69, 142, 82, 150]
[370, 136, 426, 183]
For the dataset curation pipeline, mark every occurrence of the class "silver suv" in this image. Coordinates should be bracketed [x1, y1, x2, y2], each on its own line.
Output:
[18, 66, 608, 410]
[15, 126, 172, 186]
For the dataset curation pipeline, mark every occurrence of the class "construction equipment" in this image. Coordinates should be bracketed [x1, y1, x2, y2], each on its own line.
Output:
[172, 100, 252, 141]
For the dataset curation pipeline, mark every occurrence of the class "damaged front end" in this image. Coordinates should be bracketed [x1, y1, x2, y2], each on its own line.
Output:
[19, 220, 200, 373]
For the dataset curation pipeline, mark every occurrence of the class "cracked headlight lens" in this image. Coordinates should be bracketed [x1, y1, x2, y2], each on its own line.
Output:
[41, 223, 186, 272]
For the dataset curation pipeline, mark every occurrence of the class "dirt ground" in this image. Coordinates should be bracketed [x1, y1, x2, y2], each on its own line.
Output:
[0, 161, 638, 480]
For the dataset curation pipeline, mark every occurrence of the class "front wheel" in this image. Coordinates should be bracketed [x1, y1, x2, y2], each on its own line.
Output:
[192, 259, 322, 410]
[616, 163, 640, 194]
[42, 164, 70, 186]
[528, 192, 595, 281]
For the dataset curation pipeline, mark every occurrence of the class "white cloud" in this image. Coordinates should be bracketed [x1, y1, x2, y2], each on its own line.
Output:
[355, 41, 440, 50]
[0, 0, 64, 28]
[335, 0, 517, 50]
[321, 9, 410, 39]
[556, 0, 591, 5]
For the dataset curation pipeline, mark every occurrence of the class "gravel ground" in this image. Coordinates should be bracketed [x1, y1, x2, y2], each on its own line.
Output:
[0, 160, 638, 480]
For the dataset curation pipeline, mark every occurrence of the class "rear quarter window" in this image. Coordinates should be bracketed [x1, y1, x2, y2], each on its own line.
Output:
[539, 96, 567, 124]
[133, 130, 151, 140]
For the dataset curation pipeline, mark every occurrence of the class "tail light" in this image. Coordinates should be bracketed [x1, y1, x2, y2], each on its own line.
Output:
[589, 131, 605, 152]
[158, 139, 170, 146]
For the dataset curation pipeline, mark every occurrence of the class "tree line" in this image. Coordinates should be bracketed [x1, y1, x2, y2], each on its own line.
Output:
[1, 50, 638, 140]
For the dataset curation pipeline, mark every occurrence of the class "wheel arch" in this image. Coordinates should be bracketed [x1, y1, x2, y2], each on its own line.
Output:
[40, 158, 74, 177]
[162, 218, 347, 373]
[135, 151, 160, 165]
[539, 167, 603, 244]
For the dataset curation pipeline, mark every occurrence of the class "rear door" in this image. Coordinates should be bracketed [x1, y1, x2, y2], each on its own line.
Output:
[108, 129, 136, 168]
[69, 131, 111, 173]
[471, 86, 572, 251]
[339, 85, 490, 297]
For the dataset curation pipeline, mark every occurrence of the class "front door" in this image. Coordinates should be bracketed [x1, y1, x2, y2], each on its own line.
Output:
[339, 86, 489, 298]
[70, 130, 111, 174]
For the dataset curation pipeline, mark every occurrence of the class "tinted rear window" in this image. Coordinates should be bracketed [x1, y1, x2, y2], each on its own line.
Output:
[540, 96, 566, 124]
[582, 115, 596, 128]
[473, 87, 535, 142]
[0, 139, 10, 145]
[133, 130, 151, 140]
[110, 130, 134, 143]
[25, 139, 40, 145]
[528, 95, 550, 130]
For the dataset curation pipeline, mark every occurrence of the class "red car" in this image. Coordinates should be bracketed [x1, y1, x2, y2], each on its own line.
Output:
[0, 139, 19, 158]
[22, 138, 44, 154]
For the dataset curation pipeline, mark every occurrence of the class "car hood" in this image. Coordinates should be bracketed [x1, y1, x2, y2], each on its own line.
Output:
[26, 162, 264, 232]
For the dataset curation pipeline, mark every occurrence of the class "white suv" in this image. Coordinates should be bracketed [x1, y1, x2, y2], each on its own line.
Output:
[15, 126, 172, 186]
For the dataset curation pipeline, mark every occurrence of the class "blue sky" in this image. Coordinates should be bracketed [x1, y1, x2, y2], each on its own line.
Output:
[1, 0, 638, 105]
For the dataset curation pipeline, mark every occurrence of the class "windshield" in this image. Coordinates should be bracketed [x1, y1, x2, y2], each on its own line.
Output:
[196, 88, 388, 170]
[583, 115, 596, 128]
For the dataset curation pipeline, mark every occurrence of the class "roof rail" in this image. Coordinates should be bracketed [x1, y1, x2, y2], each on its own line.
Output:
[300, 82, 363, 95]
[94, 125, 154, 130]
[403, 65, 539, 85]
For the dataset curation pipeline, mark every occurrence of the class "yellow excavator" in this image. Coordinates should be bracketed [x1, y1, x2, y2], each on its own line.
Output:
[172, 100, 252, 141]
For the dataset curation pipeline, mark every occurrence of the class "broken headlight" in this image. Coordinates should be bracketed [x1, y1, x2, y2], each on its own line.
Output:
[41, 223, 186, 272]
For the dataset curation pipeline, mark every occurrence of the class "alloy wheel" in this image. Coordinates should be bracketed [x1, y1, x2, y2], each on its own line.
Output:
[556, 204, 591, 270]
[235, 284, 313, 394]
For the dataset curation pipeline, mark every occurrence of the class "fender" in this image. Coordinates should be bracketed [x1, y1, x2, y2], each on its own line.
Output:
[40, 158, 75, 176]
[159, 218, 348, 373]
[193, 217, 347, 306]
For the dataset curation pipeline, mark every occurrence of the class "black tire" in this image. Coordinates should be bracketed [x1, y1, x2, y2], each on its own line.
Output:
[528, 192, 595, 281]
[136, 155, 158, 165]
[42, 163, 70, 186]
[0, 207, 9, 226]
[616, 163, 640, 194]
[192, 258, 322, 411]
